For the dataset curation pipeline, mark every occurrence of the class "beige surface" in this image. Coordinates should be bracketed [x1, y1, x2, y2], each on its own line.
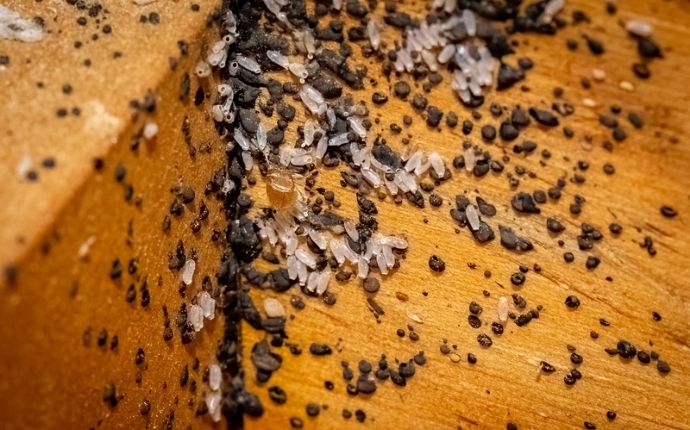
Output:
[0, 1, 229, 428]
[0, 0, 689, 429]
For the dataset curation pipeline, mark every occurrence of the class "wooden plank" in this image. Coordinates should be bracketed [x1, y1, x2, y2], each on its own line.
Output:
[0, 0, 689, 429]
[242, 1, 690, 429]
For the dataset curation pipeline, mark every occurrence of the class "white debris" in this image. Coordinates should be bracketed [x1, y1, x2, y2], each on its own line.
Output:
[206, 391, 222, 422]
[181, 259, 196, 285]
[541, 0, 565, 23]
[188, 304, 204, 332]
[288, 62, 309, 80]
[462, 9, 476, 36]
[263, 297, 285, 318]
[591, 68, 606, 81]
[308, 228, 327, 250]
[582, 98, 597, 108]
[619, 80, 635, 92]
[15, 155, 32, 179]
[142, 122, 158, 140]
[299, 84, 326, 115]
[626, 19, 653, 37]
[464, 147, 476, 172]
[236, 54, 262, 74]
[428, 152, 445, 177]
[199, 291, 216, 319]
[498, 296, 509, 322]
[234, 129, 251, 151]
[407, 311, 424, 324]
[315, 271, 330, 295]
[329, 133, 349, 147]
[195, 61, 212, 77]
[267, 50, 290, 68]
[348, 116, 367, 139]
[209, 364, 222, 391]
[0, 5, 44, 42]
[78, 236, 97, 259]
[295, 247, 317, 269]
[465, 204, 480, 231]
[367, 19, 381, 50]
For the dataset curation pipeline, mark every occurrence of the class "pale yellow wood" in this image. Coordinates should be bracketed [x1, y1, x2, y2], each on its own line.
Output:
[242, 1, 690, 429]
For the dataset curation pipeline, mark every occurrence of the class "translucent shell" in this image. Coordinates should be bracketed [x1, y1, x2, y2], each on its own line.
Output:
[266, 170, 297, 210]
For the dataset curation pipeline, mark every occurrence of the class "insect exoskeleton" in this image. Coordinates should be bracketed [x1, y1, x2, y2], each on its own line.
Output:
[265, 167, 298, 210]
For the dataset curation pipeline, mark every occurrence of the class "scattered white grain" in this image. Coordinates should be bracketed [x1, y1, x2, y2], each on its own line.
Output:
[234, 128, 251, 151]
[308, 228, 327, 250]
[541, 0, 565, 23]
[462, 9, 476, 36]
[591, 68, 606, 81]
[348, 116, 367, 139]
[143, 122, 158, 140]
[362, 168, 382, 187]
[428, 152, 445, 177]
[315, 135, 328, 159]
[438, 44, 456, 64]
[267, 50, 290, 68]
[328, 132, 350, 147]
[206, 391, 222, 422]
[236, 54, 261, 74]
[498, 296, 509, 322]
[303, 120, 317, 147]
[299, 84, 326, 115]
[465, 204, 480, 231]
[619, 80, 635, 92]
[344, 222, 360, 242]
[195, 60, 211, 77]
[199, 291, 216, 319]
[295, 247, 317, 269]
[181, 259, 196, 285]
[379, 234, 408, 249]
[263, 297, 285, 318]
[78, 236, 97, 259]
[15, 155, 32, 179]
[188, 304, 204, 332]
[407, 311, 424, 324]
[209, 363, 222, 391]
[626, 19, 653, 37]
[288, 62, 309, 80]
[367, 19, 381, 50]
[464, 147, 476, 172]
[582, 98, 597, 107]
[314, 270, 328, 295]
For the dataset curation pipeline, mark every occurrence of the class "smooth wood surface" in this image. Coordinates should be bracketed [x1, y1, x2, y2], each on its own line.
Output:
[0, 0, 689, 429]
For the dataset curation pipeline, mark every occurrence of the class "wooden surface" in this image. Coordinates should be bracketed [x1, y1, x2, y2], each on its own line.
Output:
[242, 0, 690, 429]
[0, 1, 230, 428]
[1, 0, 690, 429]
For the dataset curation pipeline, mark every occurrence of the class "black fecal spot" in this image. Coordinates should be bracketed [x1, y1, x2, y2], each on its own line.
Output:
[371, 143, 402, 170]
[228, 216, 262, 262]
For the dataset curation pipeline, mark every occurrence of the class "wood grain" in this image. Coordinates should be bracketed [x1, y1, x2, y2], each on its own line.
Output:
[0, 0, 689, 429]
[241, 1, 690, 429]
